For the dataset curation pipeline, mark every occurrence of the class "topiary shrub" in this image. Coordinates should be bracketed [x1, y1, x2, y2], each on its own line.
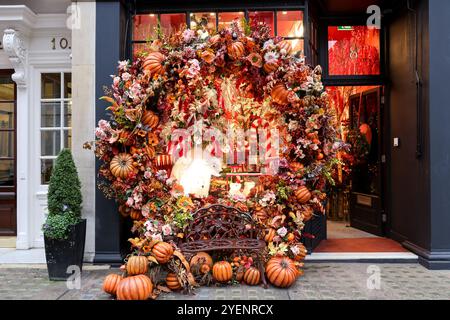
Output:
[42, 149, 83, 240]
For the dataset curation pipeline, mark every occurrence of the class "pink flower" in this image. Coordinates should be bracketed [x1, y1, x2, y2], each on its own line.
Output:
[152, 234, 163, 241]
[144, 170, 152, 179]
[126, 197, 134, 207]
[187, 59, 200, 79]
[182, 29, 196, 43]
[161, 224, 172, 236]
[118, 60, 128, 70]
[264, 51, 279, 64]
[121, 72, 131, 81]
[277, 227, 288, 237]
[113, 76, 121, 87]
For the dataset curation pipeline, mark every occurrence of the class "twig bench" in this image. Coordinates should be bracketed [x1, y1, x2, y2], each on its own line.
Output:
[179, 204, 267, 287]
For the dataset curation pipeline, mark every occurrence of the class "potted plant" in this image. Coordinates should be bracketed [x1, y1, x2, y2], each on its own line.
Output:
[42, 149, 86, 280]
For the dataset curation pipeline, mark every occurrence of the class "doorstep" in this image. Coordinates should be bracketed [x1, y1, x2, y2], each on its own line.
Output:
[306, 252, 418, 263]
[0, 236, 16, 248]
[0, 248, 46, 264]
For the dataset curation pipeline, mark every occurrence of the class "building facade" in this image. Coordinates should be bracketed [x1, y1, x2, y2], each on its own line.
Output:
[1, 0, 450, 269]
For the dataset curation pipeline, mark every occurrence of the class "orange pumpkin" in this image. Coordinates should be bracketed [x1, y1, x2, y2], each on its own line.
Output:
[165, 273, 182, 291]
[227, 41, 245, 60]
[116, 275, 153, 300]
[143, 145, 156, 159]
[118, 204, 131, 218]
[130, 209, 142, 221]
[212, 261, 233, 283]
[263, 61, 279, 73]
[126, 255, 148, 275]
[147, 132, 159, 146]
[209, 34, 221, 45]
[264, 228, 277, 243]
[295, 186, 311, 204]
[201, 50, 215, 64]
[302, 206, 314, 222]
[271, 83, 289, 106]
[189, 252, 213, 273]
[235, 267, 245, 282]
[110, 153, 134, 179]
[152, 242, 174, 264]
[277, 40, 292, 55]
[265, 256, 297, 288]
[243, 267, 261, 286]
[294, 243, 308, 261]
[102, 274, 123, 296]
[141, 110, 159, 129]
[143, 52, 165, 77]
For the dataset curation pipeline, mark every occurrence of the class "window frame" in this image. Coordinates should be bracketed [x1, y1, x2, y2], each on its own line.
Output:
[39, 71, 72, 185]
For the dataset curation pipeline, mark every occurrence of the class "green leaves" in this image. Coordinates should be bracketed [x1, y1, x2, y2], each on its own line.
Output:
[43, 149, 83, 240]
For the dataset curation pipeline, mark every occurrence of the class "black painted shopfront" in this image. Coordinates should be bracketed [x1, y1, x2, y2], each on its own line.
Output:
[94, 0, 450, 269]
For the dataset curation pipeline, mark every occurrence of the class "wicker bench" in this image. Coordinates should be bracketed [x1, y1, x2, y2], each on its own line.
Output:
[179, 204, 267, 287]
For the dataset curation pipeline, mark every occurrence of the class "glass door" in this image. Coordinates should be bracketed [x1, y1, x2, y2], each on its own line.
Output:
[0, 70, 16, 236]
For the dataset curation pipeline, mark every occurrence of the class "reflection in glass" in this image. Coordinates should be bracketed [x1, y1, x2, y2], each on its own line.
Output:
[64, 129, 72, 148]
[0, 81, 14, 101]
[286, 39, 304, 56]
[64, 73, 72, 98]
[133, 14, 158, 40]
[160, 13, 186, 36]
[41, 73, 61, 99]
[0, 132, 14, 158]
[277, 11, 304, 38]
[41, 130, 61, 156]
[0, 160, 14, 186]
[41, 102, 61, 128]
[248, 11, 274, 36]
[64, 102, 72, 127]
[190, 12, 216, 32]
[41, 159, 54, 185]
[218, 12, 244, 30]
[0, 103, 14, 129]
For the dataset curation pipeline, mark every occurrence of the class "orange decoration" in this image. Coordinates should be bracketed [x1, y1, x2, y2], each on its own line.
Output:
[271, 83, 289, 106]
[201, 50, 215, 64]
[294, 243, 308, 261]
[130, 209, 142, 221]
[295, 186, 312, 204]
[189, 252, 213, 273]
[243, 267, 261, 286]
[102, 274, 123, 296]
[152, 242, 174, 264]
[143, 52, 165, 77]
[165, 273, 182, 291]
[264, 228, 277, 243]
[227, 41, 245, 60]
[265, 256, 297, 288]
[212, 261, 233, 283]
[141, 110, 159, 129]
[110, 153, 134, 179]
[277, 40, 292, 55]
[126, 256, 148, 275]
[263, 61, 279, 73]
[116, 275, 153, 300]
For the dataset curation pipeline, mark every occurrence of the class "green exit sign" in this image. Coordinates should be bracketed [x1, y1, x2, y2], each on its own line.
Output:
[338, 26, 354, 31]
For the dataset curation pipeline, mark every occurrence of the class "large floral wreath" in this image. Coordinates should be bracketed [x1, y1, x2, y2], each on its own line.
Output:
[91, 21, 344, 293]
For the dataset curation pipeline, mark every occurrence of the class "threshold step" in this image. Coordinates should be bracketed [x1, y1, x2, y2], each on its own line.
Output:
[306, 252, 418, 262]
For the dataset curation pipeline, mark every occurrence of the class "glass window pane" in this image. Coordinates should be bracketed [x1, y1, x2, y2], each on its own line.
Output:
[0, 75, 14, 101]
[41, 159, 54, 185]
[41, 102, 61, 128]
[64, 129, 72, 149]
[248, 11, 274, 37]
[160, 13, 186, 36]
[133, 43, 152, 59]
[0, 132, 14, 158]
[41, 73, 61, 99]
[64, 102, 72, 127]
[0, 160, 14, 186]
[190, 12, 216, 32]
[286, 39, 304, 56]
[133, 14, 158, 41]
[41, 130, 61, 156]
[328, 26, 380, 76]
[218, 12, 244, 30]
[0, 103, 14, 129]
[277, 11, 304, 38]
[64, 73, 72, 98]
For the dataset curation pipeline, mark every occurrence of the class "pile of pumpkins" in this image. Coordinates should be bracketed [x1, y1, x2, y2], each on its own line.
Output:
[103, 243, 303, 300]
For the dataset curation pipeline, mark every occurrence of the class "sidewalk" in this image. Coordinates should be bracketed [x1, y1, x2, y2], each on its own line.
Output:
[1, 263, 449, 300]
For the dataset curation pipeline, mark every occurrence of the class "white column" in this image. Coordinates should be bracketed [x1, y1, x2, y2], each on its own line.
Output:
[2, 29, 31, 249]
[71, 2, 96, 261]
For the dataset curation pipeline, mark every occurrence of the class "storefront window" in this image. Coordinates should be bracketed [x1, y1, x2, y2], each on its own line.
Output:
[133, 14, 158, 41]
[40, 72, 72, 184]
[160, 13, 186, 36]
[190, 12, 216, 32]
[218, 12, 244, 30]
[277, 10, 304, 38]
[328, 26, 381, 76]
[0, 74, 15, 187]
[248, 11, 274, 36]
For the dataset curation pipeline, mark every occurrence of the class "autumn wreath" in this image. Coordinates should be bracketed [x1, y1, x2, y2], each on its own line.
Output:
[90, 21, 344, 298]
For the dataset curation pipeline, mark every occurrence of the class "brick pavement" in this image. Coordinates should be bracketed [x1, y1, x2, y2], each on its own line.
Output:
[1, 263, 449, 300]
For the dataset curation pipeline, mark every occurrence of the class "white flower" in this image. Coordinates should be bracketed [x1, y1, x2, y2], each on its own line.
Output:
[264, 51, 279, 63]
[121, 72, 131, 81]
[118, 60, 128, 70]
[144, 170, 152, 179]
[126, 197, 134, 207]
[290, 245, 300, 256]
[152, 233, 163, 242]
[288, 120, 299, 131]
[277, 227, 288, 237]
[263, 40, 274, 50]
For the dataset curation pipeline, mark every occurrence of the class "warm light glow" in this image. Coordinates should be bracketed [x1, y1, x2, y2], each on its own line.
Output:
[282, 11, 288, 15]
[179, 158, 213, 198]
[149, 14, 155, 17]
[190, 21, 197, 28]
[210, 12, 215, 16]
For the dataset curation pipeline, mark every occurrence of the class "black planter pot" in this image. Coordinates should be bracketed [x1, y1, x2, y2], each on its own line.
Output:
[44, 219, 87, 281]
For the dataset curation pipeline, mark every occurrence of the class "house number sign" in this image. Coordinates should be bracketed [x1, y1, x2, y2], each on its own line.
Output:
[51, 37, 71, 50]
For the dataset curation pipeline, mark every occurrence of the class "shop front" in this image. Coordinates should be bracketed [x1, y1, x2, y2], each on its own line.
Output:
[91, 0, 450, 270]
